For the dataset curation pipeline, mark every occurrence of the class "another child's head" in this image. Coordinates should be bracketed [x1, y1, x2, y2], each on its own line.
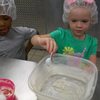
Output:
[62, 0, 98, 39]
[0, 0, 16, 36]
[63, 0, 98, 24]
[0, 0, 16, 20]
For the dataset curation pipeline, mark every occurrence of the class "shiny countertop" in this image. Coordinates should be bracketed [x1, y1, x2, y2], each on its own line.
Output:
[0, 57, 99, 100]
[0, 58, 37, 100]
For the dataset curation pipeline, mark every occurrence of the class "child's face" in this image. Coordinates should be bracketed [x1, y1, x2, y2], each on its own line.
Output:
[0, 15, 12, 36]
[68, 7, 91, 39]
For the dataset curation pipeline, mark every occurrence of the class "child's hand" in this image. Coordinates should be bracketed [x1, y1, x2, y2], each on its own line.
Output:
[38, 37, 57, 54]
[31, 35, 57, 54]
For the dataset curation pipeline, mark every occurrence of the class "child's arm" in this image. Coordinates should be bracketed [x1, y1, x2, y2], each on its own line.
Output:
[89, 55, 97, 64]
[31, 34, 57, 53]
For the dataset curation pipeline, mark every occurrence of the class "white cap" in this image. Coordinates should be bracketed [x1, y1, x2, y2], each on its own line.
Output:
[0, 0, 16, 20]
[62, 0, 98, 24]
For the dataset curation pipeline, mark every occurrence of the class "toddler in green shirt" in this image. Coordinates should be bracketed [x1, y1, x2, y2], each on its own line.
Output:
[41, 0, 98, 64]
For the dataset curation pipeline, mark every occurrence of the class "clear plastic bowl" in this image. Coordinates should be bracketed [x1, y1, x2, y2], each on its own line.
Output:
[28, 53, 98, 100]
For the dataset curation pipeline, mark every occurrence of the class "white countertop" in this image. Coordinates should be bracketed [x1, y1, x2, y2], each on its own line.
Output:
[0, 58, 37, 100]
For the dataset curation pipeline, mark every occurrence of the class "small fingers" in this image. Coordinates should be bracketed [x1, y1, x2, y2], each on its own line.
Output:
[46, 38, 57, 54]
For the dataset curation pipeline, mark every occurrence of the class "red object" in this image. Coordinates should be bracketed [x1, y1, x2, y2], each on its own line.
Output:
[0, 78, 15, 100]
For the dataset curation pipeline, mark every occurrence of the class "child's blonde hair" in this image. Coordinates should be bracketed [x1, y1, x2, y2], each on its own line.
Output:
[0, 0, 16, 20]
[62, 0, 98, 24]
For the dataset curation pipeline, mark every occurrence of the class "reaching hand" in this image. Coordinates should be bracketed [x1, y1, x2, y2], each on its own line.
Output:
[38, 37, 57, 54]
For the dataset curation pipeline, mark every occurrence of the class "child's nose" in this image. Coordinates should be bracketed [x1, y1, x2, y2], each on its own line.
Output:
[76, 22, 83, 28]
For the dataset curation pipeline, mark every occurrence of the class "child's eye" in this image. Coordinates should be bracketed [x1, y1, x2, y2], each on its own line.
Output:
[3, 16, 10, 20]
[71, 20, 77, 22]
[81, 20, 89, 23]
[71, 19, 89, 23]
[3, 17, 9, 20]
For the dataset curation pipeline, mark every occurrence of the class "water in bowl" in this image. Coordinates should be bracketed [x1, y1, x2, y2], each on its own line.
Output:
[40, 64, 89, 100]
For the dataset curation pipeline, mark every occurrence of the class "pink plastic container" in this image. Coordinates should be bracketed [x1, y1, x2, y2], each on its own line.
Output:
[0, 78, 15, 100]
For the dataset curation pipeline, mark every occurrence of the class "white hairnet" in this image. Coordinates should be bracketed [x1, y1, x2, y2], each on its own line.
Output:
[0, 0, 16, 20]
[62, 0, 98, 24]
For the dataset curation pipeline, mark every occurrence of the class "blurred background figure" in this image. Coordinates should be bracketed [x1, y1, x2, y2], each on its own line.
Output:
[0, 0, 57, 60]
